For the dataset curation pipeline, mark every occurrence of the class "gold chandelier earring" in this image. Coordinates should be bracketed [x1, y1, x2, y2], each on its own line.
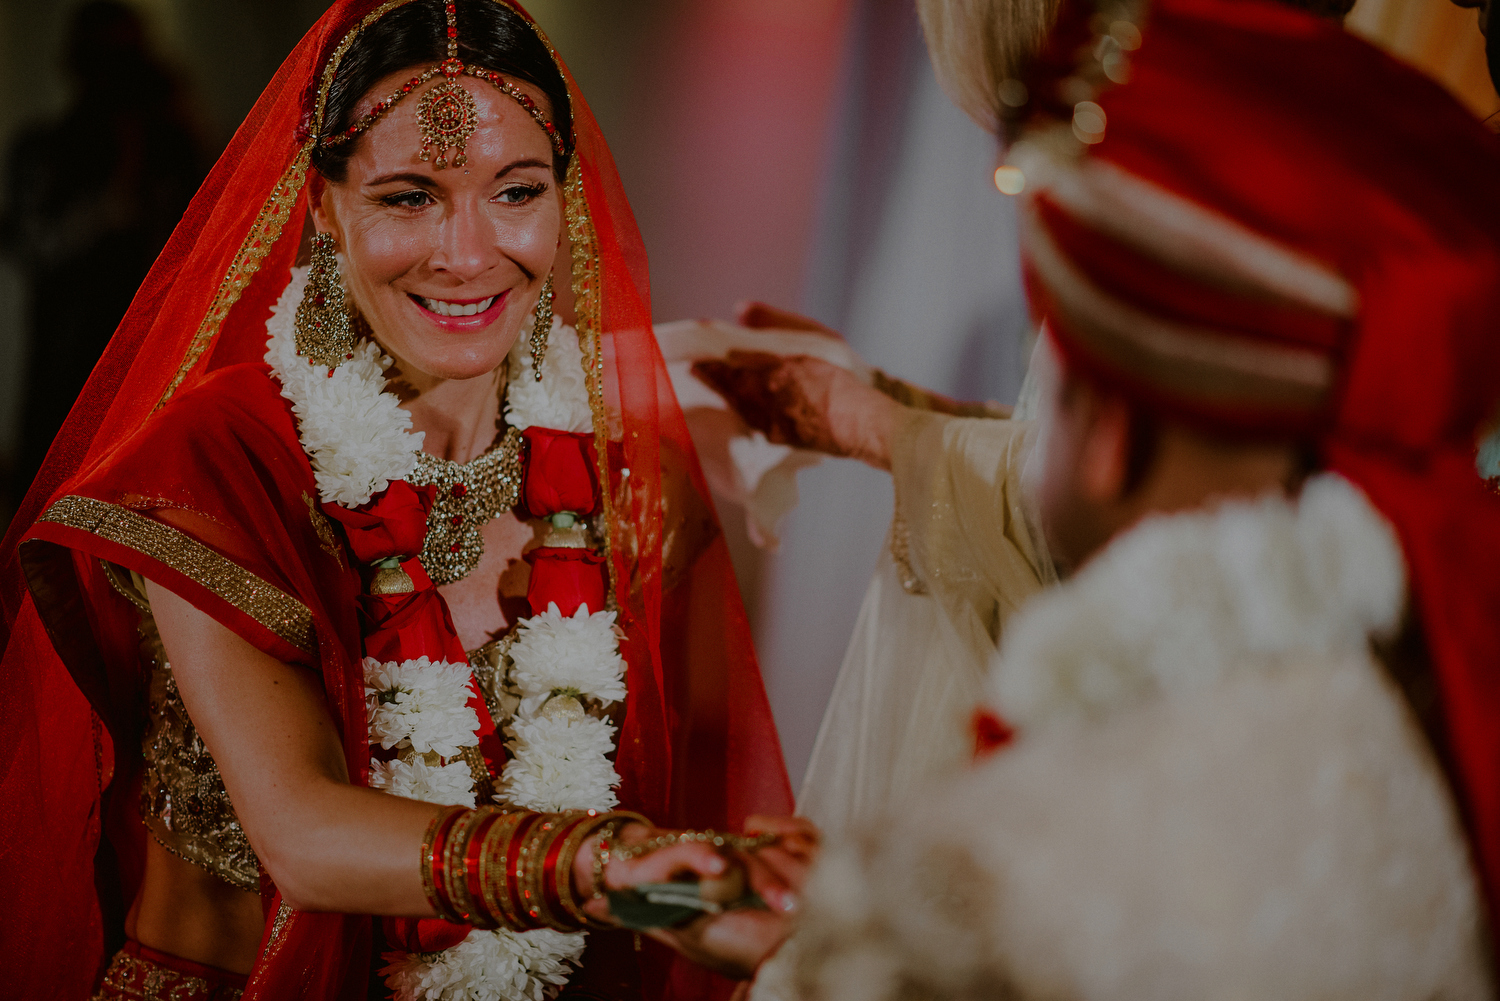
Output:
[529, 273, 555, 380]
[295, 233, 357, 368]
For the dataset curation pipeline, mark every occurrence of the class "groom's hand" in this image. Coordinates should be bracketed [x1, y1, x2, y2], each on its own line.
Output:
[692, 348, 898, 470]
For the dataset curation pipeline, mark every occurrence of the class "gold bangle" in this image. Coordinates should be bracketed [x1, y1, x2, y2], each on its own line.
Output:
[479, 811, 528, 930]
[577, 811, 650, 930]
[441, 805, 480, 924]
[420, 805, 469, 924]
[552, 813, 610, 928]
[517, 813, 555, 929]
[609, 829, 778, 863]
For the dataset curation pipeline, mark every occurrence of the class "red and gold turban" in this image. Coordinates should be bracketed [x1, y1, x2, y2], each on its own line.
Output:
[1010, 0, 1500, 947]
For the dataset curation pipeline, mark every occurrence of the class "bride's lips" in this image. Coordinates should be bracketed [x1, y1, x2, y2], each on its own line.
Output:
[408, 290, 509, 331]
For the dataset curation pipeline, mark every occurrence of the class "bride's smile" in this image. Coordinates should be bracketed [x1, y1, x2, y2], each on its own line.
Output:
[310, 67, 563, 386]
[410, 290, 504, 320]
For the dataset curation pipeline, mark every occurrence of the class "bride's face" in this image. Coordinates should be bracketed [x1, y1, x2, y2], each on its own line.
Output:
[312, 66, 563, 383]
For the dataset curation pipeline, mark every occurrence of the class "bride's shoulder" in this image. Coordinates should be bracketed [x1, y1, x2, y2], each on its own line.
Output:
[100, 362, 312, 490]
[145, 362, 303, 453]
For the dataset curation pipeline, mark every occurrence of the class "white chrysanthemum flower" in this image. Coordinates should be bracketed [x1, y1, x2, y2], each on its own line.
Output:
[505, 316, 593, 433]
[501, 715, 620, 812]
[509, 603, 626, 716]
[369, 756, 476, 808]
[986, 473, 1406, 728]
[264, 266, 422, 507]
[364, 657, 480, 757]
[380, 927, 585, 1001]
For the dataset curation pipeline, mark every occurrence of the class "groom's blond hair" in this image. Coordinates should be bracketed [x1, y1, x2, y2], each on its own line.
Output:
[916, 0, 1061, 134]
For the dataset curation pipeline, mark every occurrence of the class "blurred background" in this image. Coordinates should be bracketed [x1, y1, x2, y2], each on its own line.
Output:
[0, 0, 1492, 787]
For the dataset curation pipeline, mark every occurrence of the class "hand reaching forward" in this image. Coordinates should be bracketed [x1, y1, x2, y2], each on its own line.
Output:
[691, 303, 900, 470]
[579, 816, 823, 979]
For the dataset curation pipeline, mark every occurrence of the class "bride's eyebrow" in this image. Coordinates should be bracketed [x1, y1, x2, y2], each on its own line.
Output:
[366, 171, 436, 188]
[496, 157, 551, 178]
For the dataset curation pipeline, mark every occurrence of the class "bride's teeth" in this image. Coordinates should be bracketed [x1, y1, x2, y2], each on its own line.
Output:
[420, 295, 495, 317]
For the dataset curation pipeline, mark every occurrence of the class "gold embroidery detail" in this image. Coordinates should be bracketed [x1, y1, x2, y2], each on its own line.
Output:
[564, 157, 619, 611]
[92, 945, 244, 1000]
[458, 744, 497, 805]
[310, 0, 421, 139]
[158, 149, 311, 407]
[39, 495, 315, 655]
[263, 901, 295, 961]
[137, 605, 261, 892]
[469, 636, 518, 728]
[303, 491, 345, 568]
[888, 499, 927, 596]
[101, 558, 152, 613]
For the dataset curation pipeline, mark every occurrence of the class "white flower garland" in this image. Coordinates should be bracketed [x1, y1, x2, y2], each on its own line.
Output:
[505, 315, 593, 433]
[265, 267, 423, 508]
[267, 268, 628, 1001]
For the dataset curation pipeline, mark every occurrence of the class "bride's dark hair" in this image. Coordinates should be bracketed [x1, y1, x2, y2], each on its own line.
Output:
[312, 0, 572, 181]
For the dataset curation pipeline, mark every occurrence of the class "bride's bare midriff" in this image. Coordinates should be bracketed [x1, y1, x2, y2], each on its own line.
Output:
[129, 839, 264, 974]
[127, 511, 539, 971]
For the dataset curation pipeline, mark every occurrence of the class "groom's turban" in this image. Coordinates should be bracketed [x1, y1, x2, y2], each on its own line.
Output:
[1008, 0, 1500, 953]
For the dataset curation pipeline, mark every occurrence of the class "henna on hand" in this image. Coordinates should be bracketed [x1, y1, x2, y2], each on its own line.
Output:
[692, 352, 897, 469]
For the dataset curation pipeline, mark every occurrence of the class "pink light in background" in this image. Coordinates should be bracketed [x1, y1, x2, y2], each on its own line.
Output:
[623, 0, 857, 321]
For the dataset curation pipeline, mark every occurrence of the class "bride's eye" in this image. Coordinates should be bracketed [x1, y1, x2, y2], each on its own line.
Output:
[496, 182, 548, 205]
[380, 189, 433, 209]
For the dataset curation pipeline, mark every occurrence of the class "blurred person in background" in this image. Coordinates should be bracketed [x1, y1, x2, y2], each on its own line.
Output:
[1, 0, 205, 506]
[690, 0, 1369, 841]
[716, 0, 1500, 993]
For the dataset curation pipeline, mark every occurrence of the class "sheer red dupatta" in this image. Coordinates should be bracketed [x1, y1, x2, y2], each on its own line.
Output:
[0, 2, 791, 997]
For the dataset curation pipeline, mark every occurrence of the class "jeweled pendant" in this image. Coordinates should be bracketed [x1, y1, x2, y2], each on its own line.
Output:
[416, 78, 477, 171]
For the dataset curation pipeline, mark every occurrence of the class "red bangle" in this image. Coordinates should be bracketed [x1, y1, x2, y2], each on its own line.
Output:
[422, 806, 468, 923]
[460, 809, 502, 929]
[479, 811, 528, 929]
[506, 813, 543, 930]
[542, 813, 591, 930]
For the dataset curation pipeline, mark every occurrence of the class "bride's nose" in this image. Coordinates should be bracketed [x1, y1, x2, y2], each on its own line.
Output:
[427, 203, 498, 282]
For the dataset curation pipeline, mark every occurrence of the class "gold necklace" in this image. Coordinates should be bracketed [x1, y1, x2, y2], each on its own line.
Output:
[409, 426, 523, 586]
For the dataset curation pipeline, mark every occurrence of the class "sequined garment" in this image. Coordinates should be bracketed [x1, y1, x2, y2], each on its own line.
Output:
[92, 940, 246, 1001]
[136, 608, 260, 892]
[408, 426, 523, 585]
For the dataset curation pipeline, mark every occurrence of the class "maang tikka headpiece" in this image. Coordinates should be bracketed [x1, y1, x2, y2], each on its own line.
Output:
[319, 1, 566, 169]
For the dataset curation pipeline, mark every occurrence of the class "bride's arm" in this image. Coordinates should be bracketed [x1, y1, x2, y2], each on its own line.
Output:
[146, 579, 730, 916]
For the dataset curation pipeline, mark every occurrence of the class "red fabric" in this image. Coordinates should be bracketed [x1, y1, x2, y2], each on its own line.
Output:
[322, 483, 438, 563]
[970, 708, 1014, 759]
[521, 427, 600, 517]
[525, 546, 608, 617]
[0, 1, 792, 997]
[1022, 0, 1500, 945]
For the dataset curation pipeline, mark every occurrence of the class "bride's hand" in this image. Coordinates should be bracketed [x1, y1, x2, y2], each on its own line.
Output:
[648, 816, 821, 978]
[576, 818, 821, 979]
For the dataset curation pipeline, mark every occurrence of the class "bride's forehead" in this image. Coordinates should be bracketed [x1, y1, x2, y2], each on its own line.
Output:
[348, 78, 554, 170]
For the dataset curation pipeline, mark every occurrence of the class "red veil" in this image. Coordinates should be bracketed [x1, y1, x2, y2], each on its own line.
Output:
[0, 1, 792, 997]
